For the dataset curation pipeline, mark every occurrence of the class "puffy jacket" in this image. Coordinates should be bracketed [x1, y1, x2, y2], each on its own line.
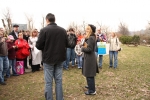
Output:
[15, 39, 30, 59]
[108, 36, 120, 51]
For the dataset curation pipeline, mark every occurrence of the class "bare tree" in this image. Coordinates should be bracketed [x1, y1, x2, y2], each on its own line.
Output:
[97, 21, 102, 29]
[81, 21, 86, 33]
[41, 16, 45, 28]
[1, 8, 12, 34]
[118, 22, 129, 35]
[101, 25, 109, 36]
[68, 22, 78, 31]
[96, 21, 110, 36]
[25, 14, 34, 31]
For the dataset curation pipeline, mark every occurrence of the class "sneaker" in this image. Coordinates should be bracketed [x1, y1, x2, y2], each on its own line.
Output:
[85, 86, 89, 89]
[63, 68, 69, 70]
[4, 78, 7, 81]
[84, 91, 96, 95]
[25, 66, 28, 69]
[109, 66, 113, 68]
[13, 74, 19, 76]
[0, 82, 6, 85]
[5, 75, 10, 78]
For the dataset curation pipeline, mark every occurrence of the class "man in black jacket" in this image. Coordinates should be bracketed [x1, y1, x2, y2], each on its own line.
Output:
[9, 24, 19, 41]
[36, 13, 68, 100]
[63, 28, 77, 70]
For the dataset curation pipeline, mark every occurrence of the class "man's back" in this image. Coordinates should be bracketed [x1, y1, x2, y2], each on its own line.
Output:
[36, 23, 68, 64]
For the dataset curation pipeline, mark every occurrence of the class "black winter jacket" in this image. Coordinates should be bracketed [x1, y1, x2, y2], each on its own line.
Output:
[36, 23, 68, 64]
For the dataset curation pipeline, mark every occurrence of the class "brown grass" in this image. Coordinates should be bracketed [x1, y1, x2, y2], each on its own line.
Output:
[0, 45, 150, 100]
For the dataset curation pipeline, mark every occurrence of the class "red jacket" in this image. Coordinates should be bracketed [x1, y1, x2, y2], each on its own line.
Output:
[15, 39, 30, 59]
[77, 35, 83, 42]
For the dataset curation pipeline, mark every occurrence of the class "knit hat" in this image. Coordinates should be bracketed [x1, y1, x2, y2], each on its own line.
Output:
[8, 35, 14, 40]
[88, 24, 96, 33]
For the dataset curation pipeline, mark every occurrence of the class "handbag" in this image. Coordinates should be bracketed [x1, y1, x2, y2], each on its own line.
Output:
[16, 61, 24, 75]
[116, 38, 121, 51]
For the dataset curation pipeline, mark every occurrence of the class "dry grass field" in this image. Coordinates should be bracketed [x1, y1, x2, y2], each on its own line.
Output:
[0, 45, 150, 100]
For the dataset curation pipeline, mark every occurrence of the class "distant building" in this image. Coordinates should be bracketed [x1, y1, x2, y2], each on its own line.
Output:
[12, 23, 27, 30]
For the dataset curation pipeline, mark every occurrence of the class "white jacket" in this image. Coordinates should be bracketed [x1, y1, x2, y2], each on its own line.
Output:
[28, 37, 42, 65]
[108, 36, 120, 51]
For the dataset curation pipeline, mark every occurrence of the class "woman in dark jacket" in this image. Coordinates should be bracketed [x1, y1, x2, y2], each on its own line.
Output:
[82, 24, 99, 95]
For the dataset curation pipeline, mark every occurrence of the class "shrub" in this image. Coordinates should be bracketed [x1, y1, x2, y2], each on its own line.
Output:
[132, 35, 140, 44]
[119, 35, 140, 44]
[119, 36, 133, 44]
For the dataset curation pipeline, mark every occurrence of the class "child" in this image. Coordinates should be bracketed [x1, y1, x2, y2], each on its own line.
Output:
[6, 35, 19, 77]
[74, 40, 83, 69]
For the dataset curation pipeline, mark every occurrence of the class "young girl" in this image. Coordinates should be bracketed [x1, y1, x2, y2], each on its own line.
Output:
[6, 35, 19, 77]
[74, 40, 83, 69]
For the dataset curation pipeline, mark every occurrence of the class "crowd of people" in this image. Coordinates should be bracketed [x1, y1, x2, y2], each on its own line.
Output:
[0, 13, 121, 99]
[0, 26, 43, 85]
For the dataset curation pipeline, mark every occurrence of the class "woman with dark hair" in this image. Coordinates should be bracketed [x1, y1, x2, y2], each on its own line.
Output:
[82, 24, 99, 95]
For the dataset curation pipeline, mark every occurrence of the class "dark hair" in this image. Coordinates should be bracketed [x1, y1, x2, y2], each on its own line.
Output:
[46, 13, 55, 22]
[69, 28, 74, 32]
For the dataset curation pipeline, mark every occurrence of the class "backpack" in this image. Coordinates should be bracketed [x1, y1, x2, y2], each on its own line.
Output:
[67, 34, 76, 48]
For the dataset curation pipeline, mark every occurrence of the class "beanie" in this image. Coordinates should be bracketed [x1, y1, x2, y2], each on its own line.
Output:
[88, 24, 96, 33]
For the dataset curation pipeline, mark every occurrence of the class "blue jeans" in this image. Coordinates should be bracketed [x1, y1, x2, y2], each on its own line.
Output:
[63, 48, 75, 69]
[95, 52, 103, 68]
[99, 55, 103, 68]
[109, 51, 118, 68]
[6, 59, 17, 77]
[0, 56, 9, 83]
[76, 55, 82, 68]
[44, 62, 63, 100]
[86, 77, 95, 93]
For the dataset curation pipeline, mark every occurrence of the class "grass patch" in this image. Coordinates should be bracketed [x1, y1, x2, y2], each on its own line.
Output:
[0, 45, 150, 100]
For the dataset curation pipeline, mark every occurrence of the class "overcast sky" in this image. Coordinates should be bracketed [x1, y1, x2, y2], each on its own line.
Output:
[0, 0, 150, 31]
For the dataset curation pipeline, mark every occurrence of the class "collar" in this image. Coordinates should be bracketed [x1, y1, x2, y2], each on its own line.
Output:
[47, 22, 57, 26]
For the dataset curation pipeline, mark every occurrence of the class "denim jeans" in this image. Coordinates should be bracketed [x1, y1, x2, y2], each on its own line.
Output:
[95, 52, 103, 68]
[44, 62, 63, 100]
[0, 56, 9, 83]
[109, 51, 118, 68]
[63, 48, 75, 69]
[86, 77, 95, 93]
[99, 55, 103, 68]
[76, 55, 82, 68]
[6, 59, 17, 77]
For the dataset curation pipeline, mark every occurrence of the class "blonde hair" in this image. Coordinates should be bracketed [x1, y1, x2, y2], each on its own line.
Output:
[85, 25, 92, 39]
[31, 29, 38, 37]
[111, 32, 117, 37]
